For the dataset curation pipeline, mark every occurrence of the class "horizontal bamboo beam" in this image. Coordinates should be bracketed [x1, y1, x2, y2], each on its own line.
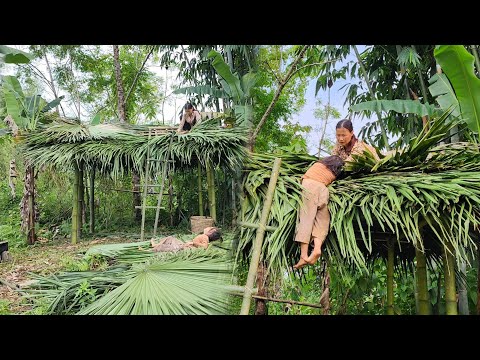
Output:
[251, 295, 324, 309]
[225, 285, 258, 295]
[237, 221, 277, 232]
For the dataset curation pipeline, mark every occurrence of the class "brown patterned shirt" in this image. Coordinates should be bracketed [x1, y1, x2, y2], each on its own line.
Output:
[331, 139, 380, 162]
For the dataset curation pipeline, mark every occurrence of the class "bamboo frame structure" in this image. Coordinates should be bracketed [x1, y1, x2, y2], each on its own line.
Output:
[240, 158, 282, 315]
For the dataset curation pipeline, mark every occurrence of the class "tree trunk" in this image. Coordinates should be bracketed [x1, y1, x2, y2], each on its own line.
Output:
[319, 265, 331, 315]
[113, 45, 127, 123]
[386, 238, 395, 314]
[254, 261, 269, 315]
[415, 247, 431, 314]
[443, 243, 458, 315]
[21, 165, 37, 245]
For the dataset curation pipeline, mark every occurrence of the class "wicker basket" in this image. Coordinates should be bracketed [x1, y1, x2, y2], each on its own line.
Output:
[190, 216, 215, 234]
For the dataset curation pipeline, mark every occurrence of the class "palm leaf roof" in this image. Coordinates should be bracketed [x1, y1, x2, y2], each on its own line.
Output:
[237, 114, 480, 277]
[22, 118, 247, 179]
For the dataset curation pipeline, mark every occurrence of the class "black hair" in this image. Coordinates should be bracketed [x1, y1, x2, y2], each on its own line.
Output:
[207, 228, 222, 241]
[336, 119, 353, 132]
[319, 155, 344, 177]
[184, 102, 194, 110]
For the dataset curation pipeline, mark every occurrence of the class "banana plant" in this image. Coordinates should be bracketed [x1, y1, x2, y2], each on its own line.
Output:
[434, 45, 480, 135]
[350, 45, 480, 139]
[0, 47, 64, 245]
[207, 49, 258, 128]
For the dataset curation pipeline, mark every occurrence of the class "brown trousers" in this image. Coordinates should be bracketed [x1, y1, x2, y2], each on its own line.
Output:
[294, 178, 330, 245]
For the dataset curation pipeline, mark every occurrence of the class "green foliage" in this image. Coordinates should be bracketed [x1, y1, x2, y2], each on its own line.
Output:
[435, 45, 480, 135]
[0, 299, 12, 315]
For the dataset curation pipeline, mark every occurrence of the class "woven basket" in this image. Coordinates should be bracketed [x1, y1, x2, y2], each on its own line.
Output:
[190, 216, 215, 234]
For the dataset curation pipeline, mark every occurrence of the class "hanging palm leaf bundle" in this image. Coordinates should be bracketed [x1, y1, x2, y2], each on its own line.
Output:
[237, 113, 480, 278]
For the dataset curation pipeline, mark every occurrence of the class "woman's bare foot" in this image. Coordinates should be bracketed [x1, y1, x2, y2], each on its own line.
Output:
[293, 256, 309, 269]
[306, 249, 321, 265]
[306, 236, 323, 265]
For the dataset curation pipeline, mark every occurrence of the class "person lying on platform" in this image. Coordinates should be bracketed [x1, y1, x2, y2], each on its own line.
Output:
[293, 155, 344, 270]
[150, 227, 221, 252]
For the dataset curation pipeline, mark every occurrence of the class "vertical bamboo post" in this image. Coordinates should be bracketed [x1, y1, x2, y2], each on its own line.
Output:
[71, 162, 79, 244]
[78, 160, 84, 239]
[415, 247, 431, 314]
[444, 243, 458, 315]
[89, 168, 95, 233]
[240, 157, 282, 315]
[206, 162, 217, 223]
[197, 162, 203, 216]
[26, 164, 37, 245]
[386, 238, 395, 315]
[169, 172, 173, 227]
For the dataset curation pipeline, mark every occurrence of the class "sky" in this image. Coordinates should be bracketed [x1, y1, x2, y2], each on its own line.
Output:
[291, 45, 371, 156]
[3, 45, 373, 146]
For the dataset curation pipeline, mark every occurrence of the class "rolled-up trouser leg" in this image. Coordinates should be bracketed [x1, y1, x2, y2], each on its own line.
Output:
[294, 179, 328, 245]
[311, 187, 330, 246]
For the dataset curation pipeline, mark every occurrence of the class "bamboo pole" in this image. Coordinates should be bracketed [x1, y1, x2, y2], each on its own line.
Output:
[415, 247, 431, 314]
[26, 165, 37, 245]
[89, 168, 95, 234]
[206, 162, 217, 223]
[240, 157, 282, 315]
[78, 160, 84, 239]
[443, 243, 458, 315]
[237, 221, 277, 232]
[197, 162, 203, 216]
[386, 238, 394, 315]
[71, 162, 79, 244]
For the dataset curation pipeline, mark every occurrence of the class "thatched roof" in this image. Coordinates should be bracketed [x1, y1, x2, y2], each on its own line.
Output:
[237, 116, 480, 276]
[22, 118, 247, 178]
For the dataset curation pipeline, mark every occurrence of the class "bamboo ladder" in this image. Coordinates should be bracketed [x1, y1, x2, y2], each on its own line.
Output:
[138, 127, 176, 242]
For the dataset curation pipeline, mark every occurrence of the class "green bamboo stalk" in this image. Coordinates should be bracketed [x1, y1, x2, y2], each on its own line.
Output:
[443, 243, 458, 315]
[78, 160, 84, 240]
[26, 165, 37, 245]
[412, 45, 430, 129]
[386, 238, 394, 315]
[206, 162, 217, 223]
[240, 157, 282, 315]
[352, 45, 390, 150]
[198, 162, 203, 216]
[89, 168, 95, 233]
[71, 162, 79, 244]
[415, 247, 431, 314]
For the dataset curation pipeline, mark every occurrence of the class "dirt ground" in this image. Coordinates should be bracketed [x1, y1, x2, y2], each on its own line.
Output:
[0, 235, 138, 314]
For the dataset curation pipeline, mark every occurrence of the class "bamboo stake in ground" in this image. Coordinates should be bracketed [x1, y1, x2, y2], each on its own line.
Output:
[240, 157, 282, 315]
[443, 243, 458, 315]
[415, 247, 430, 314]
[386, 238, 394, 315]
